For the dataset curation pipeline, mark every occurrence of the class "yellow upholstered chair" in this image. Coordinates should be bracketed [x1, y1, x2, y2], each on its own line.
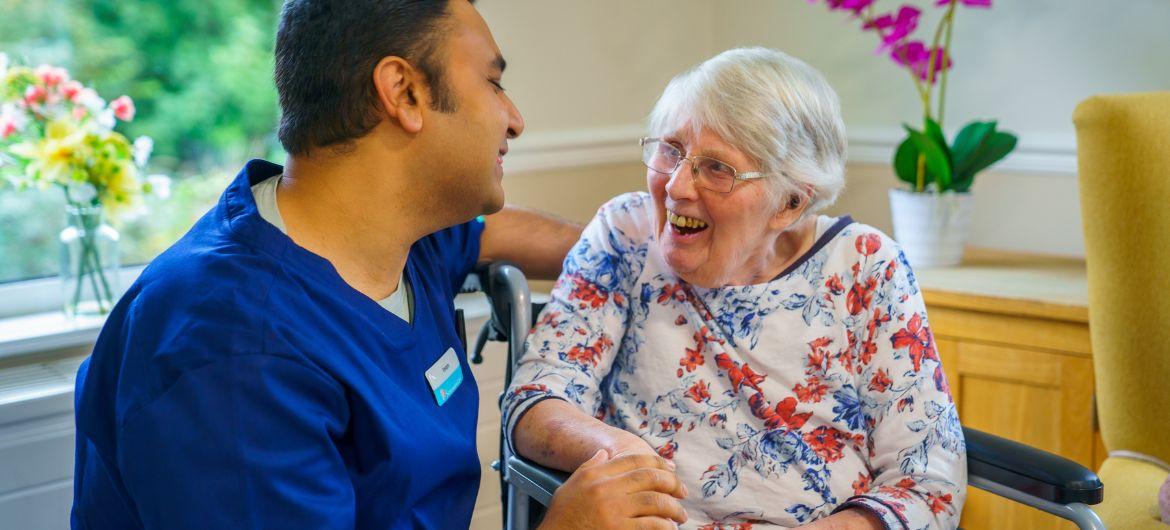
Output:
[1074, 91, 1170, 529]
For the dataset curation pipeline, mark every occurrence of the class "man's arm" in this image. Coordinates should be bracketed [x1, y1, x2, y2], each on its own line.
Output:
[479, 205, 583, 280]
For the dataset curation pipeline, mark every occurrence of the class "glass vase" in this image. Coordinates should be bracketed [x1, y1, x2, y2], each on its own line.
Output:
[59, 204, 120, 318]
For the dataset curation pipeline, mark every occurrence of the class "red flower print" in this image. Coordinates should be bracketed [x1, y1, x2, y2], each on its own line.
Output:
[564, 334, 614, 368]
[884, 259, 898, 281]
[679, 327, 712, 374]
[656, 283, 687, 305]
[859, 339, 878, 367]
[708, 413, 727, 427]
[856, 233, 882, 256]
[803, 426, 849, 462]
[535, 310, 562, 329]
[890, 313, 938, 372]
[847, 277, 878, 315]
[567, 274, 609, 309]
[512, 383, 549, 395]
[897, 477, 917, 489]
[680, 346, 704, 374]
[825, 274, 845, 295]
[852, 472, 873, 495]
[897, 396, 914, 413]
[794, 376, 828, 403]
[674, 315, 687, 325]
[656, 441, 678, 460]
[715, 354, 766, 393]
[934, 365, 953, 400]
[878, 485, 914, 500]
[658, 418, 682, 433]
[869, 368, 893, 392]
[686, 380, 711, 403]
[927, 492, 955, 514]
[749, 394, 812, 431]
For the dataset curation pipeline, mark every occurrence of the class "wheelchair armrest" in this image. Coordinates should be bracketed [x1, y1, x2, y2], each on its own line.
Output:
[506, 455, 570, 507]
[964, 427, 1103, 505]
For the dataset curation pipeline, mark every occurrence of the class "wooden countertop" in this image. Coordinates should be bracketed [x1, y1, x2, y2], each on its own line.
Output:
[916, 248, 1089, 323]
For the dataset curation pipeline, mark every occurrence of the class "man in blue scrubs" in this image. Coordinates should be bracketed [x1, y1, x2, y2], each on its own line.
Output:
[71, 1, 689, 529]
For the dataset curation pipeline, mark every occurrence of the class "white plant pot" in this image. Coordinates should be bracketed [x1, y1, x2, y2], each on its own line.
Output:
[888, 189, 974, 268]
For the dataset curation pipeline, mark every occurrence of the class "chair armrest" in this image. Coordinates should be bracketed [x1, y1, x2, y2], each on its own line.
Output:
[506, 455, 570, 507]
[964, 427, 1103, 505]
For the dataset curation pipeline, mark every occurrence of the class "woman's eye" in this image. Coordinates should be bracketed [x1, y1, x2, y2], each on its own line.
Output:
[489, 79, 505, 92]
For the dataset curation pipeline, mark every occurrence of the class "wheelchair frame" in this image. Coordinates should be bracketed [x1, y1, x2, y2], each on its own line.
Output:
[470, 263, 1105, 530]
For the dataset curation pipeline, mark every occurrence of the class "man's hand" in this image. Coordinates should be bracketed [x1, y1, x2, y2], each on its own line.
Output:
[539, 450, 689, 530]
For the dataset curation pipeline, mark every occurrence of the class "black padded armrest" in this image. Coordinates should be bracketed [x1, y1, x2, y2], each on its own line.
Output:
[506, 455, 569, 507]
[964, 427, 1103, 505]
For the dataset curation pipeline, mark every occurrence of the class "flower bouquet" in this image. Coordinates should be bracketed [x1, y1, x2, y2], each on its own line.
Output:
[0, 54, 159, 316]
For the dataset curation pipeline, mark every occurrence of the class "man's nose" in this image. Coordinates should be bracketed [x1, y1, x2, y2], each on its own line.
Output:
[506, 96, 525, 139]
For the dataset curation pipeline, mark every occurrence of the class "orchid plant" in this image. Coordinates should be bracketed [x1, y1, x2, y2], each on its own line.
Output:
[809, 0, 1017, 193]
[0, 54, 163, 315]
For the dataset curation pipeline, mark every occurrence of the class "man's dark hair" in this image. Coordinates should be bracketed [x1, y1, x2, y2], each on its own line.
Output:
[274, 0, 471, 155]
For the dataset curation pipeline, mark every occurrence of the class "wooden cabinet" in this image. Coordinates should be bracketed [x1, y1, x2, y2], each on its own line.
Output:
[919, 250, 1102, 530]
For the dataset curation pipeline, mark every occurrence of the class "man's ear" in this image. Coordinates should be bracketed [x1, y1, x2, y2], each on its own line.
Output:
[373, 56, 424, 134]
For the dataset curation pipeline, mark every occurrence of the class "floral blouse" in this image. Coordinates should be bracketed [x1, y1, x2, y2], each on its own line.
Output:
[503, 192, 966, 530]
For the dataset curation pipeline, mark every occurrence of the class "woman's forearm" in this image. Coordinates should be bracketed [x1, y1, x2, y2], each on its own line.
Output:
[512, 398, 653, 472]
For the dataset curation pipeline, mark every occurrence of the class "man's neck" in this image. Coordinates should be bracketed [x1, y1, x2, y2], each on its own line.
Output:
[277, 152, 432, 301]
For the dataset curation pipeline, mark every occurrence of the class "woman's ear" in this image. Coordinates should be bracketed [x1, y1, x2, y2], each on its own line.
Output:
[373, 56, 423, 134]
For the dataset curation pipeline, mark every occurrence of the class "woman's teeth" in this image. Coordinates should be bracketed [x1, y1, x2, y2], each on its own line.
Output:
[667, 211, 708, 230]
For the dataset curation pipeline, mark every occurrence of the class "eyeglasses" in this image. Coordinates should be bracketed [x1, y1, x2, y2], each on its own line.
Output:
[639, 137, 771, 193]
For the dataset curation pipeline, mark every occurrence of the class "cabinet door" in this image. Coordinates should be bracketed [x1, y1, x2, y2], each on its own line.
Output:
[936, 339, 1095, 530]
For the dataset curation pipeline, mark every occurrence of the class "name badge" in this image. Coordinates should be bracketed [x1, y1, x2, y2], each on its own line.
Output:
[424, 347, 463, 406]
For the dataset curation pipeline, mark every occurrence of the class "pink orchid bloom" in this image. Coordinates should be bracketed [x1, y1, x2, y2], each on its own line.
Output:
[891, 40, 952, 83]
[936, 0, 991, 6]
[34, 64, 68, 87]
[822, 0, 877, 14]
[864, 5, 921, 50]
[110, 95, 136, 122]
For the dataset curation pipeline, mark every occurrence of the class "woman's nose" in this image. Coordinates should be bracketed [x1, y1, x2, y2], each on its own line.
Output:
[665, 161, 699, 201]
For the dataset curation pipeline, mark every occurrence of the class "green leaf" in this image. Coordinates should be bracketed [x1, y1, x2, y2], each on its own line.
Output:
[955, 130, 1018, 191]
[893, 135, 922, 187]
[951, 120, 997, 188]
[904, 124, 952, 191]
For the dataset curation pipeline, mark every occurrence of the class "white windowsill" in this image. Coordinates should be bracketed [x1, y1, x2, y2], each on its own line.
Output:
[0, 292, 502, 364]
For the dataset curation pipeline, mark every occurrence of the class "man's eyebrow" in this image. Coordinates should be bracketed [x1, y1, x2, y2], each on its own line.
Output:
[491, 55, 506, 74]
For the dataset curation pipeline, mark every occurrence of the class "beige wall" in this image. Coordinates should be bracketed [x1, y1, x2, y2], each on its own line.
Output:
[478, 0, 1169, 259]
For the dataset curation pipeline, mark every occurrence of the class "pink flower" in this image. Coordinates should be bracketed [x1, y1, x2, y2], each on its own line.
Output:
[891, 40, 953, 83]
[23, 85, 47, 106]
[936, 0, 991, 6]
[34, 64, 68, 87]
[72, 106, 89, 120]
[110, 95, 136, 121]
[822, 0, 877, 14]
[61, 80, 85, 102]
[864, 5, 921, 50]
[0, 119, 16, 139]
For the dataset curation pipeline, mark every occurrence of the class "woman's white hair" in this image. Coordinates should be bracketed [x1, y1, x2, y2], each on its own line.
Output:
[647, 47, 847, 215]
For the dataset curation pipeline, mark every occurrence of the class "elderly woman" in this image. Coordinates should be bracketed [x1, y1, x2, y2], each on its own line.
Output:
[504, 48, 965, 529]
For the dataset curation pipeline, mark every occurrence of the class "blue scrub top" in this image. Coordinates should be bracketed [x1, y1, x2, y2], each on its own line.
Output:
[72, 160, 486, 529]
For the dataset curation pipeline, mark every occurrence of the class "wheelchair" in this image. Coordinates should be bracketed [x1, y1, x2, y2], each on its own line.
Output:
[468, 263, 1106, 530]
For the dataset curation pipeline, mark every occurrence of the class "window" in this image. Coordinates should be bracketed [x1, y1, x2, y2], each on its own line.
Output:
[0, 0, 285, 286]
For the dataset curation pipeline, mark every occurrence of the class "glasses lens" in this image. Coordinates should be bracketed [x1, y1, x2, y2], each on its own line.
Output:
[642, 140, 681, 174]
[694, 156, 737, 193]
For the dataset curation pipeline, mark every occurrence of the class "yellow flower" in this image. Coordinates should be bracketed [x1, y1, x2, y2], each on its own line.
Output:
[9, 120, 88, 187]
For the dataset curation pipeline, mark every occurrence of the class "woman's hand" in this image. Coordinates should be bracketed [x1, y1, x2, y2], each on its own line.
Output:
[513, 398, 658, 471]
[539, 450, 689, 530]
